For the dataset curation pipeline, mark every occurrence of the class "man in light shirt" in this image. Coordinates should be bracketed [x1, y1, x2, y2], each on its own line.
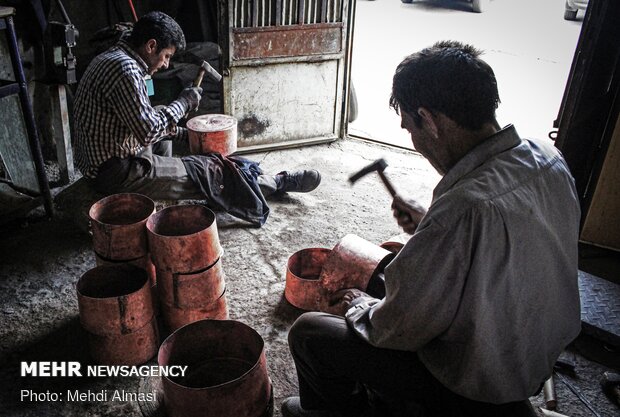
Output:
[282, 41, 581, 417]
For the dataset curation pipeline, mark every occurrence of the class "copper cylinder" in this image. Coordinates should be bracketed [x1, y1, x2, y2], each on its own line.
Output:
[161, 289, 229, 333]
[187, 114, 238, 156]
[86, 316, 159, 365]
[77, 264, 158, 365]
[146, 205, 223, 274]
[76, 264, 154, 335]
[158, 320, 271, 417]
[285, 248, 331, 311]
[318, 234, 395, 313]
[157, 259, 226, 308]
[89, 193, 155, 260]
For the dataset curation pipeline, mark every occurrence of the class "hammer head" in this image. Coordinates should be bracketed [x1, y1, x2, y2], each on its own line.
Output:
[349, 158, 388, 184]
[200, 60, 222, 83]
[194, 61, 223, 87]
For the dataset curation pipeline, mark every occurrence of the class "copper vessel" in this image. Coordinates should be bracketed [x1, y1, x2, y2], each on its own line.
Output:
[158, 320, 271, 417]
[285, 248, 330, 311]
[76, 264, 158, 365]
[319, 234, 394, 294]
[76, 264, 154, 335]
[187, 114, 238, 156]
[146, 205, 222, 274]
[284, 235, 395, 313]
[89, 193, 154, 260]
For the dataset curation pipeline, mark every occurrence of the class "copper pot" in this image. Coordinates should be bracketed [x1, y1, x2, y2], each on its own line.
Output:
[187, 114, 237, 156]
[146, 205, 223, 274]
[285, 248, 330, 311]
[158, 320, 271, 417]
[89, 193, 155, 260]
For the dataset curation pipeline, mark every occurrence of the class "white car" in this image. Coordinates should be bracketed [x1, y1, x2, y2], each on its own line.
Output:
[399, 0, 490, 13]
[564, 0, 588, 20]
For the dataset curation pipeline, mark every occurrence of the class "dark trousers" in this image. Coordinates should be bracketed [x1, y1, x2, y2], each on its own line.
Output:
[93, 140, 279, 200]
[288, 312, 537, 417]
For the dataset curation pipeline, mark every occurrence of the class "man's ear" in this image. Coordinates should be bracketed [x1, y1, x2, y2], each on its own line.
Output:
[418, 108, 439, 139]
[145, 39, 158, 53]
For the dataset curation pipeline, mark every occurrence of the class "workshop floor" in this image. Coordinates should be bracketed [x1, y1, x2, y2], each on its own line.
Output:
[0, 138, 617, 417]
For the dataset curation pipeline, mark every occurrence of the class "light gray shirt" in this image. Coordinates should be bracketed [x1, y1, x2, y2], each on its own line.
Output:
[346, 125, 581, 403]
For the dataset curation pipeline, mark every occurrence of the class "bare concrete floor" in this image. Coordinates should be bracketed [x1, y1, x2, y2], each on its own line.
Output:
[0, 138, 617, 417]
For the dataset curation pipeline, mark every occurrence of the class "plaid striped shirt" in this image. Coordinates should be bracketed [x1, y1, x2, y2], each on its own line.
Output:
[74, 40, 190, 178]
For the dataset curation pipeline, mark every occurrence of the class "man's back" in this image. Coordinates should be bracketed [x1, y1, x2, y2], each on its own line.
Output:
[348, 126, 581, 403]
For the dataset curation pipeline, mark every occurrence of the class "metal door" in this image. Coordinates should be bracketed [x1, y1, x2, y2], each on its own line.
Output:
[218, 0, 353, 152]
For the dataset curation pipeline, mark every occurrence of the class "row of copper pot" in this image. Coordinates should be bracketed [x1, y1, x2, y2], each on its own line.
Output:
[78, 194, 229, 366]
[76, 266, 269, 416]
[88, 193, 223, 272]
[80, 194, 269, 416]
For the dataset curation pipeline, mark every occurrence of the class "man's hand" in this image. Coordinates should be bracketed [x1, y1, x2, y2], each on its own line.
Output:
[391, 194, 427, 234]
[178, 86, 203, 112]
[329, 288, 369, 317]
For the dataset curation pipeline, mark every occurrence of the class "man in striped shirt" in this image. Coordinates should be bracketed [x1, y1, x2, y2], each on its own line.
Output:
[74, 11, 320, 225]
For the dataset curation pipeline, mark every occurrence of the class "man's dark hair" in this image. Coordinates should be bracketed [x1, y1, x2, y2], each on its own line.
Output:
[127, 11, 186, 52]
[389, 40, 500, 130]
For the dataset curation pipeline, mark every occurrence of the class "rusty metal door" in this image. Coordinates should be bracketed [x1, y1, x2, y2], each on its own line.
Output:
[218, 0, 354, 152]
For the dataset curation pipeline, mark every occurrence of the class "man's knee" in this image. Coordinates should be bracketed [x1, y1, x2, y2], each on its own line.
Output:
[289, 312, 326, 345]
[288, 312, 343, 356]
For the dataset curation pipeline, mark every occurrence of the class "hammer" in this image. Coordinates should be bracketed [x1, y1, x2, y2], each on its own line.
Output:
[193, 60, 222, 88]
[348, 158, 397, 197]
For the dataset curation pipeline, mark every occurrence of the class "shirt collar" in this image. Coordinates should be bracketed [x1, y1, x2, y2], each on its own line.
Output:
[117, 39, 149, 74]
[432, 124, 522, 201]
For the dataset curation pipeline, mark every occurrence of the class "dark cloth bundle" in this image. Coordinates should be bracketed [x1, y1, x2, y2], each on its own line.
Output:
[182, 154, 270, 227]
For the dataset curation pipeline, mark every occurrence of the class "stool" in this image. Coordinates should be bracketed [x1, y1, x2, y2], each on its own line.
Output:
[0, 7, 53, 217]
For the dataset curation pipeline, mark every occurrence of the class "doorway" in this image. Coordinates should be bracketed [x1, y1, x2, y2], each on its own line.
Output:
[348, 0, 584, 149]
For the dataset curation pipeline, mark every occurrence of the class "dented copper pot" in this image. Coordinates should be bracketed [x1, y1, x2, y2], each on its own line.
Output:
[284, 235, 395, 314]
[146, 205, 222, 274]
[158, 319, 271, 417]
[319, 234, 394, 295]
[89, 193, 155, 260]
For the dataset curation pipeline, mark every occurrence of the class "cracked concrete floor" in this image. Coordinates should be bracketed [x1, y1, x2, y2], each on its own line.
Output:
[0, 138, 618, 417]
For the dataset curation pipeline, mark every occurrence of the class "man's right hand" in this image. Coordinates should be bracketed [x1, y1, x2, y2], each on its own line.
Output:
[178, 86, 203, 112]
[391, 194, 427, 234]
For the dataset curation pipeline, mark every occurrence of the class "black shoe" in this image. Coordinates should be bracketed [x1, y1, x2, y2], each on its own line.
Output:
[281, 397, 341, 417]
[276, 170, 322, 193]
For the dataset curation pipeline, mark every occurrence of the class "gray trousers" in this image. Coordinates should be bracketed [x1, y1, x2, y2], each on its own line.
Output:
[288, 312, 537, 417]
[93, 140, 279, 200]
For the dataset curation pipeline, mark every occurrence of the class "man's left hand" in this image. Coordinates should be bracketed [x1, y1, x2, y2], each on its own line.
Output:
[329, 288, 369, 316]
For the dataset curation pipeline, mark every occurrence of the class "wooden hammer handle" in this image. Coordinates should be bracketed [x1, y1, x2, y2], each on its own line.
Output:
[193, 67, 206, 88]
[378, 170, 397, 197]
